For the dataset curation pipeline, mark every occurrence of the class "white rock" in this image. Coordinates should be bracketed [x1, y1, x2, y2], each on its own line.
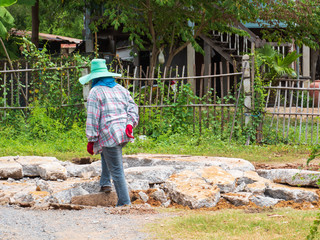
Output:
[10, 191, 34, 204]
[72, 181, 101, 194]
[196, 166, 236, 193]
[127, 179, 150, 190]
[138, 191, 149, 202]
[163, 170, 220, 209]
[14, 156, 59, 177]
[240, 171, 272, 194]
[162, 200, 171, 208]
[0, 157, 23, 179]
[257, 169, 320, 187]
[36, 179, 52, 193]
[49, 186, 89, 204]
[222, 192, 252, 206]
[265, 183, 319, 202]
[38, 162, 67, 181]
[250, 195, 282, 207]
[151, 188, 167, 203]
[125, 166, 175, 184]
[65, 162, 100, 178]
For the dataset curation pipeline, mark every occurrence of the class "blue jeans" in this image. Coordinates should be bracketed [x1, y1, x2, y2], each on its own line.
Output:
[101, 145, 131, 206]
[100, 153, 112, 187]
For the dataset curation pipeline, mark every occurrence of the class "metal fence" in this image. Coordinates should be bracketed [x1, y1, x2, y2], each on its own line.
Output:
[263, 78, 320, 144]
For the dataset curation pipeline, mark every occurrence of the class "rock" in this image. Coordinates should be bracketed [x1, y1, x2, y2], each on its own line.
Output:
[36, 179, 52, 193]
[72, 181, 101, 194]
[222, 192, 252, 206]
[151, 188, 167, 203]
[208, 157, 255, 172]
[127, 179, 150, 191]
[10, 191, 34, 205]
[265, 183, 319, 203]
[250, 195, 282, 207]
[227, 170, 245, 180]
[234, 182, 247, 192]
[49, 186, 89, 204]
[257, 169, 320, 187]
[0, 157, 23, 179]
[14, 156, 59, 177]
[138, 191, 149, 202]
[71, 192, 118, 207]
[124, 154, 255, 172]
[38, 162, 68, 181]
[240, 171, 272, 194]
[162, 200, 171, 208]
[163, 170, 220, 209]
[197, 166, 236, 193]
[125, 166, 176, 184]
[64, 162, 100, 178]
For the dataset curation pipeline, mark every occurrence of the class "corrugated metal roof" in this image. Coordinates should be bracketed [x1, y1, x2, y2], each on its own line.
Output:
[11, 29, 82, 44]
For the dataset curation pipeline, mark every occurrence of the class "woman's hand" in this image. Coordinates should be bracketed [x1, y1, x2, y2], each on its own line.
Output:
[125, 124, 134, 138]
[87, 142, 94, 155]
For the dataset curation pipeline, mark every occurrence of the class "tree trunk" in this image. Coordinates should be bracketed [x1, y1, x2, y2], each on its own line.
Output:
[31, 0, 39, 48]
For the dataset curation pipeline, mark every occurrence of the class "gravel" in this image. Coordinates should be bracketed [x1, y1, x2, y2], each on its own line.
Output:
[0, 205, 170, 240]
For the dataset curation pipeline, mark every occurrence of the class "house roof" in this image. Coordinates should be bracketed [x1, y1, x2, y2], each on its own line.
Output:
[10, 29, 82, 44]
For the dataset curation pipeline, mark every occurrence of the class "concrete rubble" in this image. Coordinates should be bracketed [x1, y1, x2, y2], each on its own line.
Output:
[0, 154, 319, 209]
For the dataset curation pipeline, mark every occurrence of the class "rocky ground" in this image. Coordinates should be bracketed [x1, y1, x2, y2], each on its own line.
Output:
[1, 154, 320, 239]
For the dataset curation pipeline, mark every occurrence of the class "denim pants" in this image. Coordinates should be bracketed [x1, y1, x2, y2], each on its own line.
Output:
[101, 145, 131, 206]
[100, 153, 111, 187]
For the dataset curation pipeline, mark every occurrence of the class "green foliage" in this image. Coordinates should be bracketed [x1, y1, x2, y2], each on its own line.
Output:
[8, 0, 84, 39]
[306, 144, 320, 239]
[0, 3, 15, 38]
[7, 38, 90, 128]
[256, 44, 301, 81]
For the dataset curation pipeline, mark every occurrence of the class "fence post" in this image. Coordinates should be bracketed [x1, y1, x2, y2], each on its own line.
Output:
[82, 67, 90, 109]
[242, 54, 251, 126]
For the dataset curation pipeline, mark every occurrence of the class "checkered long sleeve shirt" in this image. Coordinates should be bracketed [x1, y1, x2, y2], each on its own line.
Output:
[86, 84, 139, 154]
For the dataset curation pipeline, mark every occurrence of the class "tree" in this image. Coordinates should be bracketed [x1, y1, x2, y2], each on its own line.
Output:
[97, 0, 260, 73]
[93, 0, 320, 74]
[0, 0, 17, 61]
[8, 0, 84, 39]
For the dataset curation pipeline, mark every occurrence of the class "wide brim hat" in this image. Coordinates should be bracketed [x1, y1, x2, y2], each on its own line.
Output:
[79, 59, 122, 85]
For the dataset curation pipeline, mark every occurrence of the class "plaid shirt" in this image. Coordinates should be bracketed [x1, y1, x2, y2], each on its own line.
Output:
[86, 84, 139, 154]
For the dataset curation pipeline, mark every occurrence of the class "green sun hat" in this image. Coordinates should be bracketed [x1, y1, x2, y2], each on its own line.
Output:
[79, 59, 122, 85]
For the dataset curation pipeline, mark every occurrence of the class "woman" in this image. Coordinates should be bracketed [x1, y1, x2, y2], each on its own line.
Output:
[79, 59, 139, 206]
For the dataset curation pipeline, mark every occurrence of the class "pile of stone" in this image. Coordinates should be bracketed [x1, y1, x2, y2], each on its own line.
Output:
[0, 154, 319, 209]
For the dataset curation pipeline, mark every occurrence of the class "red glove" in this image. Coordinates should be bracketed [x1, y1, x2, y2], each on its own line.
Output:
[125, 124, 134, 139]
[87, 142, 94, 155]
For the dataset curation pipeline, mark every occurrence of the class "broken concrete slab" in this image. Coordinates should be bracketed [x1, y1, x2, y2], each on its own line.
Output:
[124, 154, 255, 172]
[196, 166, 236, 193]
[127, 179, 150, 191]
[250, 195, 282, 207]
[0, 157, 23, 179]
[38, 162, 68, 181]
[257, 169, 320, 187]
[125, 166, 176, 184]
[71, 192, 118, 207]
[265, 183, 319, 203]
[48, 186, 89, 204]
[163, 170, 220, 209]
[14, 156, 59, 177]
[151, 188, 168, 203]
[240, 171, 273, 194]
[64, 162, 100, 178]
[222, 192, 252, 206]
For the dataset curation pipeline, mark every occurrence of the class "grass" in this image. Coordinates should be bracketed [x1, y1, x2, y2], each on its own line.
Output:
[0, 129, 315, 164]
[146, 208, 319, 240]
